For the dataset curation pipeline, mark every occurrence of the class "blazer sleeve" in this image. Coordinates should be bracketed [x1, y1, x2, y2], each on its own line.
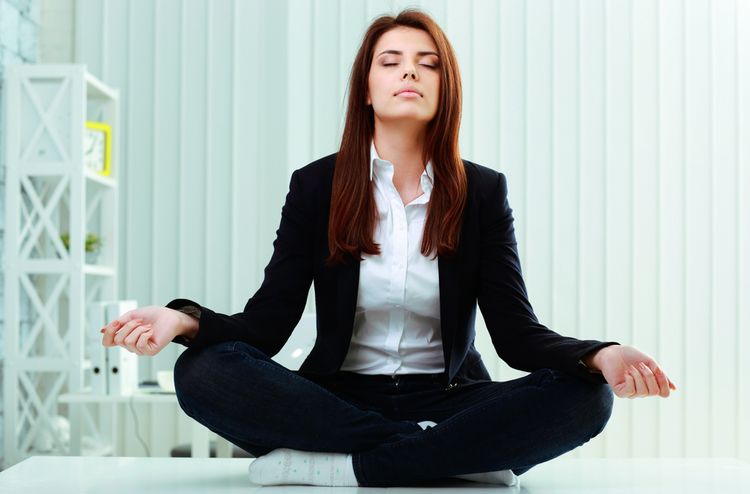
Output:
[477, 171, 620, 384]
[166, 169, 314, 356]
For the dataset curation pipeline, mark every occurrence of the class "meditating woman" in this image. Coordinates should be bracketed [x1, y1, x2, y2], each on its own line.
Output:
[101, 8, 676, 488]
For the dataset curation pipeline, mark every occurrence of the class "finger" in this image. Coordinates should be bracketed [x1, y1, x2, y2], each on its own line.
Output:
[638, 362, 660, 396]
[124, 324, 151, 353]
[630, 366, 648, 397]
[668, 379, 677, 391]
[113, 318, 144, 346]
[650, 365, 671, 398]
[136, 328, 155, 356]
[113, 318, 142, 346]
[623, 372, 636, 398]
[613, 374, 633, 398]
[102, 315, 139, 347]
[630, 365, 648, 398]
[101, 319, 123, 347]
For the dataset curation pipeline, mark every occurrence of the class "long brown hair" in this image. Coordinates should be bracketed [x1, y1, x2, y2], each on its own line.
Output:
[326, 9, 466, 268]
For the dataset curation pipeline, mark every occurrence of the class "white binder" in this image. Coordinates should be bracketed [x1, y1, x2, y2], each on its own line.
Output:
[103, 300, 139, 396]
[85, 301, 110, 395]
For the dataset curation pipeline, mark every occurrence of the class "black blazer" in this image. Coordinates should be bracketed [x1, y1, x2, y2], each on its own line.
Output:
[167, 152, 618, 387]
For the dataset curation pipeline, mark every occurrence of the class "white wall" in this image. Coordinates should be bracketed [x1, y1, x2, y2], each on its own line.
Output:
[59, 0, 749, 460]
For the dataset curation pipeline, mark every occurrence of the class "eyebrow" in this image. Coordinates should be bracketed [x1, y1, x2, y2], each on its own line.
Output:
[377, 50, 440, 57]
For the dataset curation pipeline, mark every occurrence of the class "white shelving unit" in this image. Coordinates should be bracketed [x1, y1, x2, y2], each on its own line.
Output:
[2, 64, 120, 468]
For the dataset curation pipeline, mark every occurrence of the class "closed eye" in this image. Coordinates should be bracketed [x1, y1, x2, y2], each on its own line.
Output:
[383, 63, 437, 69]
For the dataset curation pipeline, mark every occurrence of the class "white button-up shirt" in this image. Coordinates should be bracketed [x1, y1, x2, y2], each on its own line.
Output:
[339, 140, 444, 375]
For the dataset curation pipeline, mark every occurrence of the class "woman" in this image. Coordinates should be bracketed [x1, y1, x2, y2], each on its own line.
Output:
[102, 9, 676, 488]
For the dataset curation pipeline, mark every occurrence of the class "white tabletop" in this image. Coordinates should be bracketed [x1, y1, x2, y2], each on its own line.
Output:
[0, 456, 748, 493]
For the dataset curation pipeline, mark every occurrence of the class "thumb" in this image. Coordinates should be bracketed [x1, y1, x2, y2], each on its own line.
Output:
[612, 382, 629, 398]
[612, 373, 634, 398]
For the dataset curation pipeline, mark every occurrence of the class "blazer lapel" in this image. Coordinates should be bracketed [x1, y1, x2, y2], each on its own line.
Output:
[438, 254, 460, 369]
[336, 255, 360, 342]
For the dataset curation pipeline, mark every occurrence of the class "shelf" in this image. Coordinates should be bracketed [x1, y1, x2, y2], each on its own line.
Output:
[59, 391, 178, 404]
[85, 71, 118, 100]
[9, 164, 117, 185]
[82, 442, 114, 457]
[83, 264, 116, 276]
[15, 358, 79, 371]
[18, 260, 115, 275]
[84, 169, 116, 188]
[4, 63, 121, 467]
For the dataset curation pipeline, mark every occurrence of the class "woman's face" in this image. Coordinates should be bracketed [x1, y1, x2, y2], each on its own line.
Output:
[367, 26, 441, 126]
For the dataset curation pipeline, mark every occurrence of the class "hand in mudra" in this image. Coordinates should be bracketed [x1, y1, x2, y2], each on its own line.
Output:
[101, 306, 187, 356]
[591, 344, 678, 398]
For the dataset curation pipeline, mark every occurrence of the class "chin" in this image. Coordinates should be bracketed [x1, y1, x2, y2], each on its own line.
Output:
[382, 111, 434, 122]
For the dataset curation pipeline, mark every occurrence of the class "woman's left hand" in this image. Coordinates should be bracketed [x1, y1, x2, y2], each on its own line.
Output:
[584, 345, 677, 399]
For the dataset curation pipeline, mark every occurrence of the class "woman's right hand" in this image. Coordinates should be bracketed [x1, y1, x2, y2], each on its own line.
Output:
[101, 306, 193, 357]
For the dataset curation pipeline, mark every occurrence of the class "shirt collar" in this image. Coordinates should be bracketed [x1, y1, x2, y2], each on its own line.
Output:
[369, 140, 435, 193]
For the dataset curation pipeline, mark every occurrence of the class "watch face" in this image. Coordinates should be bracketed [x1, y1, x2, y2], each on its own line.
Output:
[84, 128, 106, 172]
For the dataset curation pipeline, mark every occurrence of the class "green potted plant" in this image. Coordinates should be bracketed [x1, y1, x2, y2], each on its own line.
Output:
[60, 232, 102, 264]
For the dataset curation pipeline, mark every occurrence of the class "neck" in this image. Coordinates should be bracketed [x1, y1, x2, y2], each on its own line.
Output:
[372, 118, 427, 173]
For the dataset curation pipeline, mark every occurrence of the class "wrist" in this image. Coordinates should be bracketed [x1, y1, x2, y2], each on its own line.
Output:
[583, 344, 618, 371]
[176, 311, 200, 340]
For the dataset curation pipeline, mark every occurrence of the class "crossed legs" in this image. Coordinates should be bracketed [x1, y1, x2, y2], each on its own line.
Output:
[173, 341, 614, 487]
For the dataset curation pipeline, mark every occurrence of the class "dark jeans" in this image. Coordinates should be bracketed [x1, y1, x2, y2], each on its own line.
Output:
[173, 340, 614, 487]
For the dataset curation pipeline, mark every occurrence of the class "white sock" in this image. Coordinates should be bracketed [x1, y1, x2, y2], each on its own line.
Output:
[453, 470, 520, 486]
[247, 448, 359, 486]
[418, 420, 519, 486]
[247, 424, 518, 487]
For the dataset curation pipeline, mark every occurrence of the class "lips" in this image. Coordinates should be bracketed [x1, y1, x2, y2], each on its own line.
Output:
[395, 87, 422, 96]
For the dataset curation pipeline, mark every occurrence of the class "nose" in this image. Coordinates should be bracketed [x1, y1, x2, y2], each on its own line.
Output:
[403, 67, 417, 80]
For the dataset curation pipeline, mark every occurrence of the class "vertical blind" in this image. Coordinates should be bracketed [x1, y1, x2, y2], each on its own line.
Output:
[74, 0, 749, 459]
